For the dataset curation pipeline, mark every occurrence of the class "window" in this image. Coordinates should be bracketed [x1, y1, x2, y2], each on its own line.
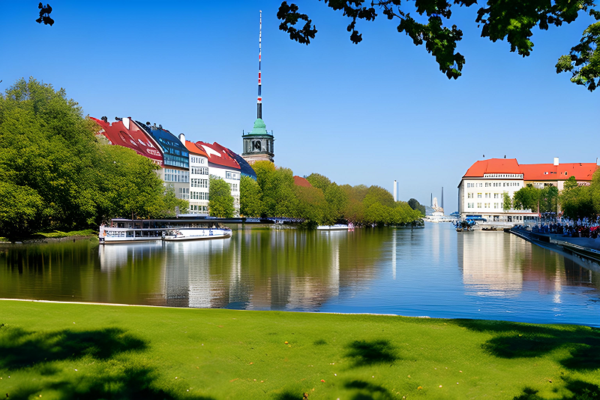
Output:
[477, 203, 482, 208]
[467, 193, 473, 199]
[477, 193, 482, 198]
[191, 179, 209, 188]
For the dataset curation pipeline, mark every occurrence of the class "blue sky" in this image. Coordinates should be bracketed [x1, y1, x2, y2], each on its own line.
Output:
[1, 1, 599, 212]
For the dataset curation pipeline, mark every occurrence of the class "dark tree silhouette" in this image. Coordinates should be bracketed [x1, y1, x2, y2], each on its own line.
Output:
[278, 0, 600, 91]
[36, 3, 54, 26]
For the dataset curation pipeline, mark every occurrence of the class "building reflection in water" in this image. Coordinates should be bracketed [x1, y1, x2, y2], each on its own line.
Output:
[458, 231, 600, 299]
[94, 227, 387, 311]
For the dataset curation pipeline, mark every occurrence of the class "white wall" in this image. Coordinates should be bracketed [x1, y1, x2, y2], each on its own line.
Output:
[209, 166, 241, 216]
[189, 154, 209, 214]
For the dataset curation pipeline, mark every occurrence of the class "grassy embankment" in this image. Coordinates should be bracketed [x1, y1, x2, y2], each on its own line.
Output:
[0, 229, 96, 243]
[1, 300, 599, 399]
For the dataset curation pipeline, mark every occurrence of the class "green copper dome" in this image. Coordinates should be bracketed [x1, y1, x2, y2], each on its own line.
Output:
[248, 118, 269, 136]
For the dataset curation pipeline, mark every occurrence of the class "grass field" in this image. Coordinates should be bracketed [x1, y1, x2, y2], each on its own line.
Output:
[0, 300, 598, 399]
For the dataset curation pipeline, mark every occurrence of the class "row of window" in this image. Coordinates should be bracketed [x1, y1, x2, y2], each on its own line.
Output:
[177, 187, 189, 200]
[229, 183, 238, 192]
[191, 191, 209, 200]
[190, 156, 206, 164]
[468, 193, 508, 199]
[226, 171, 240, 180]
[466, 182, 521, 188]
[165, 169, 189, 183]
[483, 174, 523, 178]
[467, 203, 505, 209]
[164, 154, 189, 168]
[191, 167, 209, 175]
[190, 205, 208, 212]
[191, 178, 209, 188]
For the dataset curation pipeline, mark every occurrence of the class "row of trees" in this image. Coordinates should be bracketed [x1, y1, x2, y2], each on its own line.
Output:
[213, 162, 424, 227]
[504, 173, 600, 219]
[0, 78, 188, 239]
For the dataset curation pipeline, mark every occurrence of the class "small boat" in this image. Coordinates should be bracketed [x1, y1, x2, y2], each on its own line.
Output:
[317, 224, 349, 231]
[163, 227, 231, 241]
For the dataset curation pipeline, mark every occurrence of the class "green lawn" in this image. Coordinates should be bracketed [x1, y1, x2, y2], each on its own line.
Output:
[0, 301, 598, 400]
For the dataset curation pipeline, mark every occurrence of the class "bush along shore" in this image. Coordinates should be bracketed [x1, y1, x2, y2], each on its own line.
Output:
[0, 229, 97, 244]
[1, 300, 599, 399]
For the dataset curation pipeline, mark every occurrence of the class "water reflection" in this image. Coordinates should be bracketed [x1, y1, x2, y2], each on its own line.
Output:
[0, 226, 599, 326]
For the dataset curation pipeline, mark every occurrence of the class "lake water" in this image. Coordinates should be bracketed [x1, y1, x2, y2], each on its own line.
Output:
[1, 223, 599, 326]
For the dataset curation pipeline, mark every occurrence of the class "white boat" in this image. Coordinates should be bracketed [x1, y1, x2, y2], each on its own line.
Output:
[163, 227, 231, 241]
[317, 224, 349, 231]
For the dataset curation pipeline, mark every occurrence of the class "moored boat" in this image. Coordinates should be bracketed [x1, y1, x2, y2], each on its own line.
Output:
[163, 227, 231, 241]
[317, 224, 349, 231]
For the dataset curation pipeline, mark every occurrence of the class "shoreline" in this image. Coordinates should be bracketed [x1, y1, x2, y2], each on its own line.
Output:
[0, 234, 97, 246]
[510, 227, 600, 270]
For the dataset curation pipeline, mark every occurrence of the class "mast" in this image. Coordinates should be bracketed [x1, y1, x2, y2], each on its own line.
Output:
[257, 10, 262, 120]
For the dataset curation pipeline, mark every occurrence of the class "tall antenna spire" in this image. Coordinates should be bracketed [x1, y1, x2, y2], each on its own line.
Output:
[257, 10, 262, 120]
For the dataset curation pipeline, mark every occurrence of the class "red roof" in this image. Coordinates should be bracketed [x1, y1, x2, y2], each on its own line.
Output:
[184, 140, 208, 157]
[294, 176, 312, 188]
[91, 117, 163, 165]
[463, 158, 521, 177]
[520, 163, 597, 181]
[195, 141, 240, 170]
[463, 158, 598, 181]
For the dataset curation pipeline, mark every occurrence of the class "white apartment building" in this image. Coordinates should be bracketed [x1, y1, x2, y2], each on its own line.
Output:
[196, 141, 242, 217]
[182, 137, 210, 215]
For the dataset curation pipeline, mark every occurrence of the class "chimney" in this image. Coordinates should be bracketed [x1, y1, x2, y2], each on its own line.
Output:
[554, 157, 559, 166]
[393, 180, 397, 202]
[179, 133, 186, 145]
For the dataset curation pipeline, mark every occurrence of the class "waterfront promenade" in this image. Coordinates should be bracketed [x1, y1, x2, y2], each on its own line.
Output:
[511, 227, 600, 264]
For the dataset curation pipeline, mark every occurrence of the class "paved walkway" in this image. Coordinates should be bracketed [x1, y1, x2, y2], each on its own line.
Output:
[539, 233, 600, 251]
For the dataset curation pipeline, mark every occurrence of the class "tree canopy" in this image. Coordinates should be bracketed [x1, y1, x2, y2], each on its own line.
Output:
[278, 0, 600, 91]
[0, 78, 187, 239]
[240, 175, 264, 217]
[209, 177, 235, 218]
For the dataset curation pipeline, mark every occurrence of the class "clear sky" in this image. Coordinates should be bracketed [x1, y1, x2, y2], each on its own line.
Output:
[1, 1, 599, 212]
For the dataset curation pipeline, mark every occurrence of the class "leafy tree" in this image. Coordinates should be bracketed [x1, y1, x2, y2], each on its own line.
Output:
[278, 0, 599, 90]
[0, 77, 188, 239]
[363, 186, 395, 209]
[540, 186, 559, 213]
[306, 173, 331, 193]
[240, 175, 263, 217]
[408, 198, 426, 216]
[502, 192, 512, 211]
[343, 199, 366, 223]
[513, 185, 540, 211]
[561, 176, 595, 219]
[556, 11, 600, 92]
[294, 185, 327, 226]
[324, 182, 348, 224]
[209, 177, 234, 218]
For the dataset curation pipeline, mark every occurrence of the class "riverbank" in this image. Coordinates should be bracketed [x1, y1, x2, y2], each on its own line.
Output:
[511, 227, 600, 265]
[1, 300, 598, 399]
[0, 229, 97, 245]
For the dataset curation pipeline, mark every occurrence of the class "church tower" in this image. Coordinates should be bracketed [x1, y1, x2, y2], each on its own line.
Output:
[242, 10, 274, 165]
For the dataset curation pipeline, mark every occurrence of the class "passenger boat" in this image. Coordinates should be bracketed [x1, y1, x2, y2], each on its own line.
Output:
[99, 217, 238, 245]
[163, 227, 231, 241]
[317, 224, 349, 231]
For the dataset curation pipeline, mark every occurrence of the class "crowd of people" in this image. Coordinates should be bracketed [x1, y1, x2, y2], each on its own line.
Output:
[527, 217, 600, 239]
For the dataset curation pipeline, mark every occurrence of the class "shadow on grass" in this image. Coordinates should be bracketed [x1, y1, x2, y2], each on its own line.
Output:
[0, 326, 146, 369]
[344, 380, 394, 400]
[0, 325, 215, 400]
[513, 379, 600, 399]
[345, 340, 399, 367]
[454, 319, 600, 371]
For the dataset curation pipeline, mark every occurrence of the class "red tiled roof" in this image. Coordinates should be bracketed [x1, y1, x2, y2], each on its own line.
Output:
[463, 158, 598, 181]
[294, 176, 312, 188]
[91, 117, 163, 165]
[520, 163, 597, 181]
[195, 141, 240, 170]
[184, 140, 208, 157]
[463, 158, 521, 177]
